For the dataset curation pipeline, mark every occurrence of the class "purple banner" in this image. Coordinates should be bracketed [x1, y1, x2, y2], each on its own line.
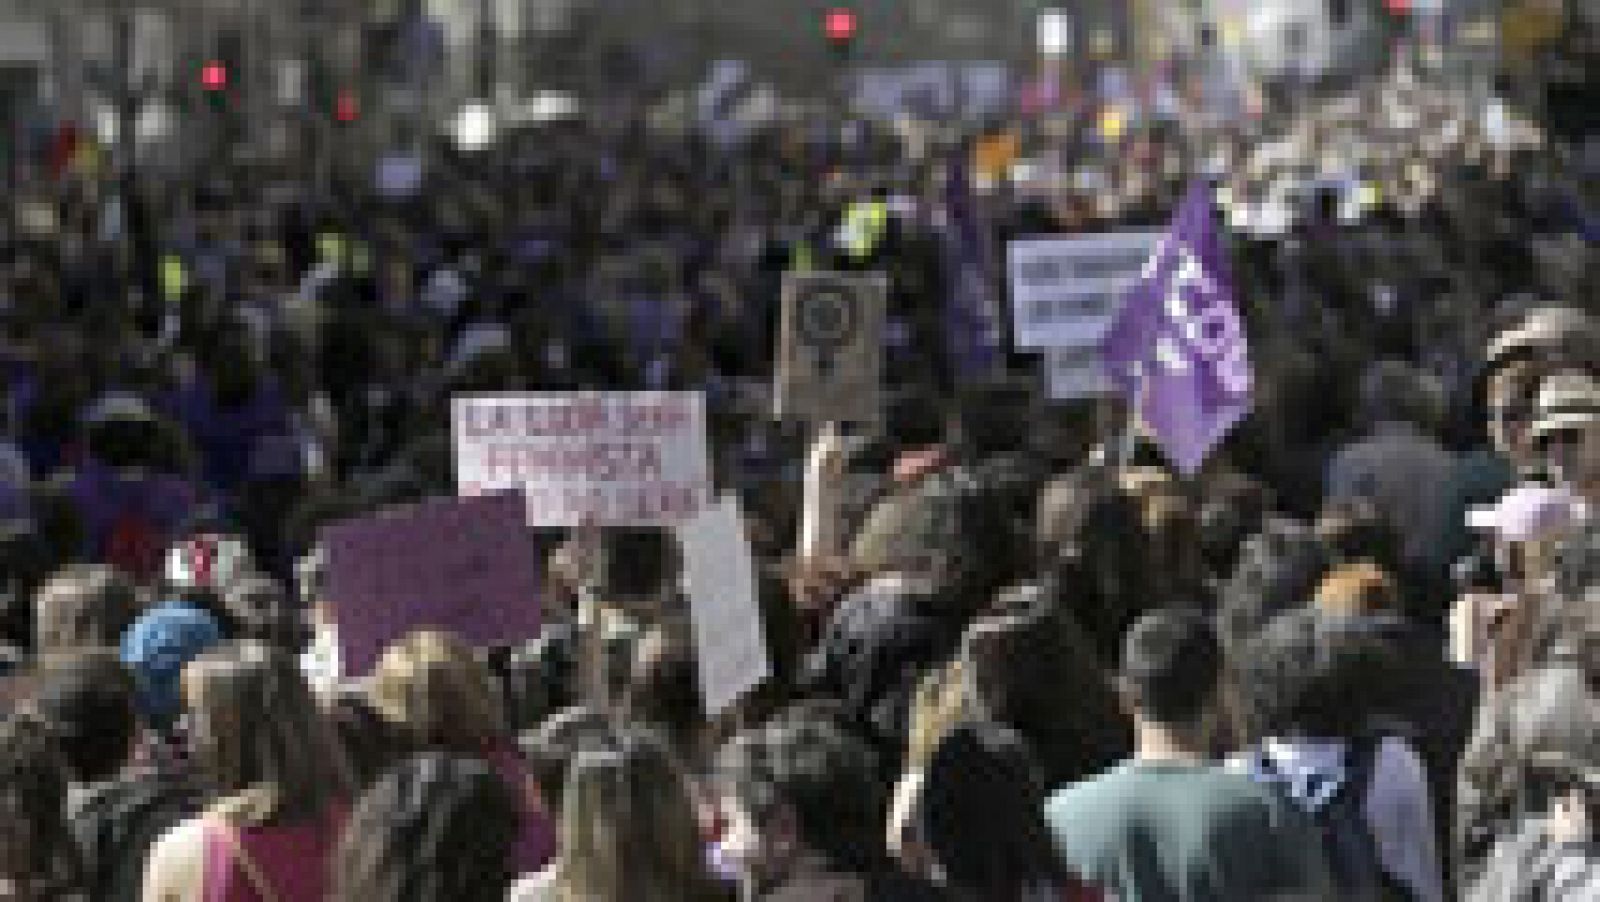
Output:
[1100, 181, 1252, 474]
[941, 153, 1005, 379]
[323, 492, 541, 674]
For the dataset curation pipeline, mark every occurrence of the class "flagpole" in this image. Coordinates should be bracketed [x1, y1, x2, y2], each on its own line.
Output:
[1118, 361, 1146, 473]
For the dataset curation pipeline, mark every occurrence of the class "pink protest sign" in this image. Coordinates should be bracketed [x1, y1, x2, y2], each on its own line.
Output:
[322, 492, 540, 675]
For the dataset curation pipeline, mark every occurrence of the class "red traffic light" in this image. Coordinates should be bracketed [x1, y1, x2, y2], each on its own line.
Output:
[201, 60, 229, 92]
[824, 8, 858, 43]
[1383, 0, 1410, 12]
[335, 90, 359, 123]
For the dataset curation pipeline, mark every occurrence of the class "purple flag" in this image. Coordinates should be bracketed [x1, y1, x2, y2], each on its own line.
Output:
[941, 153, 1005, 379]
[1100, 181, 1252, 474]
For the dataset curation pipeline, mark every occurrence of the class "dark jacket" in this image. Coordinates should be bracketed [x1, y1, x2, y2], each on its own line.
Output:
[799, 576, 966, 764]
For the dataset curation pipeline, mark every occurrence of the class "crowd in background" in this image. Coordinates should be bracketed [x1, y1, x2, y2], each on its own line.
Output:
[0, 60, 1596, 901]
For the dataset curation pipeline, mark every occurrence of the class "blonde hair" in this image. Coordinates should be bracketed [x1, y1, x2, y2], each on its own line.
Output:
[906, 658, 973, 772]
[551, 731, 722, 902]
[368, 631, 505, 752]
[1314, 563, 1399, 617]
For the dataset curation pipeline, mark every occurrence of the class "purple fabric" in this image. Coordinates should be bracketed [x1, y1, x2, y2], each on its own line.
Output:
[940, 153, 1005, 379]
[1101, 181, 1252, 474]
[162, 380, 293, 492]
[201, 808, 343, 902]
[67, 461, 199, 561]
[485, 743, 559, 874]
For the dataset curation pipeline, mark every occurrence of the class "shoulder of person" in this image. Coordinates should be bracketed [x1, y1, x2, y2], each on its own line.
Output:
[507, 866, 558, 902]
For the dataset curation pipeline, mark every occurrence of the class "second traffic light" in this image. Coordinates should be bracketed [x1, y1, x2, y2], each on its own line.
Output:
[824, 7, 858, 57]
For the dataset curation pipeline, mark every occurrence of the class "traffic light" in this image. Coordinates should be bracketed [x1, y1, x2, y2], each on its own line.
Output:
[824, 7, 858, 57]
[334, 89, 359, 124]
[200, 60, 229, 93]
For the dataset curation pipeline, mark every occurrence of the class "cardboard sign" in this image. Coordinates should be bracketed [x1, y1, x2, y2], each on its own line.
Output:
[455, 392, 712, 527]
[1008, 230, 1163, 349]
[774, 272, 886, 425]
[1045, 346, 1114, 400]
[678, 496, 771, 717]
[322, 492, 542, 675]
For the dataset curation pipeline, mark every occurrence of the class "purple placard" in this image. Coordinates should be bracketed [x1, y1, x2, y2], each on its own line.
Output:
[323, 492, 540, 675]
[1100, 180, 1252, 474]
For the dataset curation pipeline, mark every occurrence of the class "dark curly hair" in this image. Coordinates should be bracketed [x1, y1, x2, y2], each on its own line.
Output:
[1235, 608, 1389, 742]
[715, 716, 889, 875]
[333, 753, 521, 902]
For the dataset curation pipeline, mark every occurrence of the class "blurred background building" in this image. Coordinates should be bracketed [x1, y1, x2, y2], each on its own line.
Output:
[0, 0, 1592, 172]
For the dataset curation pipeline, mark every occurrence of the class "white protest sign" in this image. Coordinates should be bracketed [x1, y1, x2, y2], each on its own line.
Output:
[454, 392, 712, 527]
[1008, 230, 1163, 349]
[678, 496, 770, 717]
[1045, 346, 1114, 400]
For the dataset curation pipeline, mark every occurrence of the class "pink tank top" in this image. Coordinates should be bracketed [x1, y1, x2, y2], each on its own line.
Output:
[201, 807, 344, 902]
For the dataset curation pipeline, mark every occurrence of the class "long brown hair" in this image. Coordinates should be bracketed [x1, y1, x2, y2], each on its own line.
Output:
[184, 641, 349, 826]
[550, 729, 727, 902]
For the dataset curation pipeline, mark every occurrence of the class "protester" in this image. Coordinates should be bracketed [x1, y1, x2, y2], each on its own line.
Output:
[140, 642, 349, 901]
[32, 564, 139, 655]
[511, 728, 733, 901]
[1466, 751, 1599, 901]
[118, 585, 224, 739]
[1043, 609, 1335, 899]
[335, 753, 523, 902]
[917, 721, 1104, 901]
[0, 713, 84, 901]
[29, 653, 199, 902]
[1457, 591, 1600, 885]
[716, 715, 949, 900]
[1233, 607, 1445, 902]
[367, 629, 558, 875]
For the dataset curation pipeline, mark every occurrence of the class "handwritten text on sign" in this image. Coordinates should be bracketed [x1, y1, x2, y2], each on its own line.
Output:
[1008, 230, 1164, 349]
[454, 392, 712, 527]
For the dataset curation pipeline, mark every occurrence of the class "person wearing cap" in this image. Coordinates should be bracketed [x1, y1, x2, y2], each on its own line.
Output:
[1531, 369, 1600, 506]
[1450, 483, 1590, 688]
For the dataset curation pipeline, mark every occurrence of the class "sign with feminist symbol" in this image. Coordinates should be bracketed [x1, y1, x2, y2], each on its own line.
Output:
[774, 271, 887, 425]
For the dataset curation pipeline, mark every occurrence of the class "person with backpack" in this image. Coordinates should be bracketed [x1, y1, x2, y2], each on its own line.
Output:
[1044, 609, 1335, 901]
[1232, 608, 1444, 902]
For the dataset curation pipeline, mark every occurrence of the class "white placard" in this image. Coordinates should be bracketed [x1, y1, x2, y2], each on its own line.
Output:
[1045, 346, 1114, 400]
[454, 392, 712, 527]
[1038, 10, 1073, 56]
[678, 496, 770, 717]
[1008, 230, 1164, 349]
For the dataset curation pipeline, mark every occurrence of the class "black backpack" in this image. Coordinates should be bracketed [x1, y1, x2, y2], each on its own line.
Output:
[1244, 736, 1413, 902]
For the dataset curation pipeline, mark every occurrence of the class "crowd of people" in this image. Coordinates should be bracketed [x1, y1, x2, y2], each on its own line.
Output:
[0, 55, 1596, 901]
